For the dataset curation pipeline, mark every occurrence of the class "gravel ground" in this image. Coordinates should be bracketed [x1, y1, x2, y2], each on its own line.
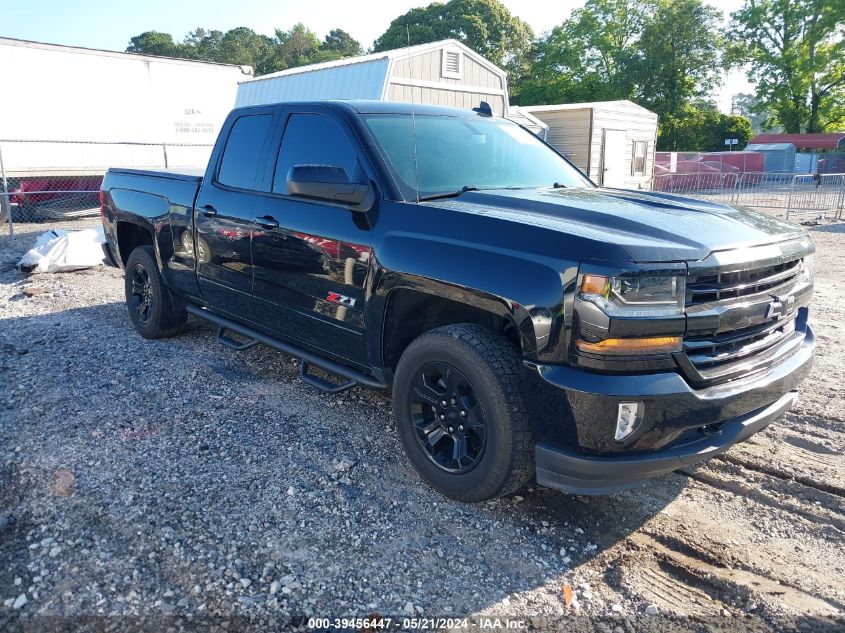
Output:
[0, 216, 843, 633]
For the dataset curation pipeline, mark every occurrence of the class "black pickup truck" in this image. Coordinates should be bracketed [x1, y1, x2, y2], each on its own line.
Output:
[100, 100, 815, 502]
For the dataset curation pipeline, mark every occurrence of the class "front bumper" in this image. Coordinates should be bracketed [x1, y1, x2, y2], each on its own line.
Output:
[536, 390, 796, 494]
[525, 325, 814, 495]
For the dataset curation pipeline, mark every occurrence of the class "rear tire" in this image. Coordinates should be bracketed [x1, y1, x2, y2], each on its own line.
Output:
[392, 324, 533, 502]
[124, 245, 186, 339]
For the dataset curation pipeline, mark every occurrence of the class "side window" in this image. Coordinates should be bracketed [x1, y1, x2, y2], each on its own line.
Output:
[217, 114, 273, 190]
[273, 113, 358, 194]
[632, 141, 647, 176]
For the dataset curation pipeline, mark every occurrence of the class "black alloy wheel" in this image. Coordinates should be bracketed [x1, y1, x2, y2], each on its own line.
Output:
[392, 324, 534, 502]
[123, 245, 187, 339]
[129, 263, 153, 324]
[410, 361, 487, 473]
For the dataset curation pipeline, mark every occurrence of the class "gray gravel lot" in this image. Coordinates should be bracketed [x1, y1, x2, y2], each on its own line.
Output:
[0, 217, 843, 632]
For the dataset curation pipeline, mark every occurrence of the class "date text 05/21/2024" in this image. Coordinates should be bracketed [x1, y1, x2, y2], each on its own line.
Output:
[306, 617, 528, 630]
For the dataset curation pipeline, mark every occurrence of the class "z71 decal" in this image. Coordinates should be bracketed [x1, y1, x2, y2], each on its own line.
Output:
[326, 292, 357, 308]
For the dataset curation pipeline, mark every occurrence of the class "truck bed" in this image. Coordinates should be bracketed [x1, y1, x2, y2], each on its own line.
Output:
[101, 167, 205, 286]
[106, 167, 205, 182]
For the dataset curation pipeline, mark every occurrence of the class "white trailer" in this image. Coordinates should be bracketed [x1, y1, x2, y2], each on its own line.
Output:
[522, 101, 658, 188]
[0, 37, 253, 177]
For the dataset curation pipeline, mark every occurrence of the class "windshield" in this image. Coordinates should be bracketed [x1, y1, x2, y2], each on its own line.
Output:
[362, 113, 594, 200]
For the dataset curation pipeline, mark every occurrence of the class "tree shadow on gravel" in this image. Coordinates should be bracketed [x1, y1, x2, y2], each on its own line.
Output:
[0, 303, 738, 629]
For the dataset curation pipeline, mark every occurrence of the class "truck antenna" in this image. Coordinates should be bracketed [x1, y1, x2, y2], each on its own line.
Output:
[406, 24, 420, 204]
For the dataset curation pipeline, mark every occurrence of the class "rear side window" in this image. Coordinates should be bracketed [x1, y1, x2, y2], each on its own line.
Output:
[273, 113, 358, 194]
[217, 114, 273, 190]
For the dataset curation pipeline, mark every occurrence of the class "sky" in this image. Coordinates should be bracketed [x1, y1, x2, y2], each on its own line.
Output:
[0, 0, 752, 112]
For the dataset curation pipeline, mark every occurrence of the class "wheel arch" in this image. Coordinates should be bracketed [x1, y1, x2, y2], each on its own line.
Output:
[115, 220, 156, 266]
[108, 186, 173, 269]
[375, 277, 542, 375]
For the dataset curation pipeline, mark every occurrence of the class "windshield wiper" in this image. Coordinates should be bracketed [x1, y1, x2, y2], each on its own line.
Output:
[417, 185, 478, 202]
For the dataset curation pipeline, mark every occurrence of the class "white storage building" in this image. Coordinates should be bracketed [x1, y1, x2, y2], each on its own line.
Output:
[506, 106, 549, 140]
[522, 101, 659, 188]
[236, 40, 509, 117]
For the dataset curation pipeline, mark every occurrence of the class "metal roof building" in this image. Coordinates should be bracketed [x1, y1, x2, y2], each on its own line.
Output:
[235, 40, 509, 117]
[744, 142, 797, 172]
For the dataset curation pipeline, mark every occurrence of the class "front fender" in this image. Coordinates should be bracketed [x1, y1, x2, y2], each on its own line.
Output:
[369, 232, 576, 363]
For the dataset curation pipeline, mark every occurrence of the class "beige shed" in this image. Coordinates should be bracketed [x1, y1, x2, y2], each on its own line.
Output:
[236, 39, 508, 116]
[522, 101, 659, 188]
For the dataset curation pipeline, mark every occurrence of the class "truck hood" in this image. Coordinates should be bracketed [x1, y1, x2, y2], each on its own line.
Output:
[423, 187, 807, 262]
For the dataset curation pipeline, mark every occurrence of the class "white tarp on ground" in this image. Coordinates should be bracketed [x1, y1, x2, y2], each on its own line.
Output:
[17, 226, 106, 273]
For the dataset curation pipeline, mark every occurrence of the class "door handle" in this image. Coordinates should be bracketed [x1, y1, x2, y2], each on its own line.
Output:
[255, 215, 279, 229]
[201, 204, 217, 217]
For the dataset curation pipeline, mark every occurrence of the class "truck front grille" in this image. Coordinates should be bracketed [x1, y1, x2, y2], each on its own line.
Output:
[682, 256, 808, 386]
[683, 317, 800, 381]
[686, 258, 801, 305]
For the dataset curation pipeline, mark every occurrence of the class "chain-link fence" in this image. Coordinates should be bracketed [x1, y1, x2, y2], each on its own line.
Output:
[650, 150, 845, 220]
[0, 140, 213, 234]
[656, 150, 845, 176]
[656, 150, 770, 175]
[796, 151, 845, 174]
[650, 170, 845, 219]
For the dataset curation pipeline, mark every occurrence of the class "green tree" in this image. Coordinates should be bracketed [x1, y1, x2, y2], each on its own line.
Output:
[731, 92, 780, 134]
[709, 112, 754, 150]
[510, 37, 604, 106]
[183, 28, 225, 62]
[216, 27, 276, 74]
[126, 31, 184, 57]
[511, 0, 651, 105]
[729, 0, 845, 132]
[659, 105, 753, 151]
[273, 23, 322, 69]
[632, 0, 723, 119]
[322, 29, 363, 58]
[372, 0, 534, 81]
[127, 27, 274, 72]
[129, 25, 366, 75]
[512, 0, 723, 122]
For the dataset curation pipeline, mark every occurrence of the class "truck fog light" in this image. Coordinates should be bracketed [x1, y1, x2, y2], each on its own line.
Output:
[615, 402, 643, 441]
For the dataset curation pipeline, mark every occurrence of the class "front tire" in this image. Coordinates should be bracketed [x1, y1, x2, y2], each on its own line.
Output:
[124, 245, 186, 339]
[392, 324, 533, 502]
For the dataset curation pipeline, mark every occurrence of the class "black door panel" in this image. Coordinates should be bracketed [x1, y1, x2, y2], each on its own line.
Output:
[194, 190, 256, 308]
[250, 110, 374, 366]
[195, 111, 275, 315]
[251, 202, 372, 362]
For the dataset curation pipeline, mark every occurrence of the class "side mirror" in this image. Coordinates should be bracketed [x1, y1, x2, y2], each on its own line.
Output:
[287, 165, 371, 208]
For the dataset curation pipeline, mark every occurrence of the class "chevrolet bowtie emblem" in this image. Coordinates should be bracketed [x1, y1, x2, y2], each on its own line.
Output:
[765, 295, 795, 319]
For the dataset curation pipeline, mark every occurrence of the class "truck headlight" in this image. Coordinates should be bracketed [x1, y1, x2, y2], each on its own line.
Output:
[580, 273, 685, 318]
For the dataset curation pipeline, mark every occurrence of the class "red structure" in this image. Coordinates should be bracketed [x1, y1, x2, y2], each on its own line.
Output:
[653, 151, 766, 191]
[748, 133, 845, 151]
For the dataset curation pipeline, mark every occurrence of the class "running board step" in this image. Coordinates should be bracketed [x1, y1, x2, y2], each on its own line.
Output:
[185, 304, 386, 392]
[217, 325, 258, 351]
[300, 360, 357, 393]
